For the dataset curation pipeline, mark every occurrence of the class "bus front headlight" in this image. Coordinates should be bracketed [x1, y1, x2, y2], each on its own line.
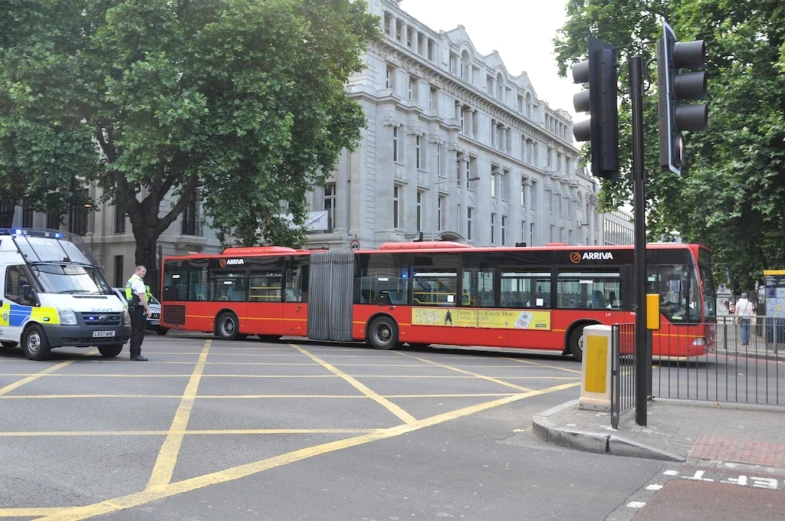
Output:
[59, 309, 77, 325]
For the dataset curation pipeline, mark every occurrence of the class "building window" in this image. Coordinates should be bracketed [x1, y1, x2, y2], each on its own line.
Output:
[521, 221, 526, 244]
[46, 211, 60, 230]
[395, 20, 402, 42]
[501, 216, 507, 246]
[459, 107, 465, 134]
[521, 179, 526, 206]
[502, 169, 509, 200]
[393, 127, 399, 163]
[385, 66, 393, 89]
[491, 119, 497, 147]
[324, 182, 336, 233]
[490, 169, 497, 198]
[407, 27, 414, 48]
[22, 201, 34, 228]
[438, 196, 445, 231]
[415, 135, 422, 170]
[429, 86, 437, 110]
[467, 207, 473, 241]
[114, 255, 124, 288]
[436, 144, 442, 177]
[490, 213, 496, 244]
[393, 184, 402, 229]
[181, 194, 199, 236]
[383, 12, 392, 36]
[408, 76, 417, 100]
[416, 190, 423, 232]
[114, 203, 126, 234]
[69, 188, 89, 236]
[530, 222, 535, 246]
[467, 157, 475, 189]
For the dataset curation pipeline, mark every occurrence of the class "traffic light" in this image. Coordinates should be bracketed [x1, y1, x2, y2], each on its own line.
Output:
[657, 21, 708, 174]
[572, 36, 619, 180]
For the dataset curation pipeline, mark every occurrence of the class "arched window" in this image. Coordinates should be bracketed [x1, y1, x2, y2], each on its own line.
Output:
[461, 50, 471, 80]
[496, 72, 504, 99]
[526, 92, 533, 118]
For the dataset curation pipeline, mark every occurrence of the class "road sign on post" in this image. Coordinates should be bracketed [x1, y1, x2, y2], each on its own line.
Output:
[657, 20, 708, 174]
[349, 239, 360, 251]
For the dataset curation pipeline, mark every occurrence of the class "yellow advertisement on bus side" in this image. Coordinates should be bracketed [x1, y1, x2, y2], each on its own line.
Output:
[411, 308, 551, 330]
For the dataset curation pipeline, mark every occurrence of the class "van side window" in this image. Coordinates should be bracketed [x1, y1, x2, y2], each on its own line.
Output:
[5, 266, 34, 306]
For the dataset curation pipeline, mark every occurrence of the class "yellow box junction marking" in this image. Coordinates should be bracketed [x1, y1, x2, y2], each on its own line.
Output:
[584, 335, 608, 394]
[0, 350, 96, 397]
[289, 343, 418, 425]
[25, 381, 579, 521]
[146, 340, 211, 492]
[395, 351, 534, 393]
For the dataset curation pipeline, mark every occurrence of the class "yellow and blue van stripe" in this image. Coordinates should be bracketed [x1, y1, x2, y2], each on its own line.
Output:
[0, 304, 60, 327]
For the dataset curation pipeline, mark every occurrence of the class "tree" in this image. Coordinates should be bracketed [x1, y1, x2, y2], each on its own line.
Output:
[555, 0, 785, 293]
[1, 0, 379, 275]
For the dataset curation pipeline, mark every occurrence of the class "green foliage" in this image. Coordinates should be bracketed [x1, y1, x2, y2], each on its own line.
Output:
[555, 0, 785, 293]
[1, 0, 379, 257]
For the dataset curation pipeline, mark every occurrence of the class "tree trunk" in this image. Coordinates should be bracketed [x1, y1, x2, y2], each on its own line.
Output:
[132, 230, 159, 298]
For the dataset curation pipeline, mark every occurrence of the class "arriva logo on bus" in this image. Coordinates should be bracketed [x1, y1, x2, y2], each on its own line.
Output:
[219, 259, 245, 267]
[571, 251, 614, 263]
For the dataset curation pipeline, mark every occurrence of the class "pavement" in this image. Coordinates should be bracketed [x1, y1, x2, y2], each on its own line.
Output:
[533, 397, 785, 467]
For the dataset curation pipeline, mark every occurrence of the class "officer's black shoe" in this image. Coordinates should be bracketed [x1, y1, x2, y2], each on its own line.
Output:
[130, 355, 148, 361]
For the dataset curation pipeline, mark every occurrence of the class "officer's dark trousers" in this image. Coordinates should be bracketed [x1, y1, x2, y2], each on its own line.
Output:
[130, 307, 146, 357]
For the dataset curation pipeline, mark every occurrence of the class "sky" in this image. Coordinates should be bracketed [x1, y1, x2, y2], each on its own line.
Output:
[398, 0, 578, 126]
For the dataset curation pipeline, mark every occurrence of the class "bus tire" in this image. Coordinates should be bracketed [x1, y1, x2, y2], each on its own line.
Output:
[98, 344, 123, 358]
[368, 316, 398, 350]
[216, 312, 241, 341]
[22, 324, 51, 361]
[568, 326, 585, 362]
[1, 341, 18, 348]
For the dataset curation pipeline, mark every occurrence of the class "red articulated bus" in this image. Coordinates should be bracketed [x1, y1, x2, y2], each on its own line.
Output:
[159, 242, 717, 360]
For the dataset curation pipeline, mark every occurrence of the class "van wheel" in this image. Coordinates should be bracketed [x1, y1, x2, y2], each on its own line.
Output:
[368, 316, 398, 350]
[1, 341, 18, 348]
[98, 344, 123, 358]
[23, 325, 51, 361]
[216, 312, 240, 340]
[568, 326, 585, 362]
[156, 327, 169, 336]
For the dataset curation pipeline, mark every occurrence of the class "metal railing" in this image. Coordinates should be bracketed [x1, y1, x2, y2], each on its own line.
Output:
[653, 315, 785, 405]
[611, 323, 636, 429]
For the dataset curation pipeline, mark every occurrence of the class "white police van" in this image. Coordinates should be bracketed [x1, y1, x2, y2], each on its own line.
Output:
[0, 229, 131, 360]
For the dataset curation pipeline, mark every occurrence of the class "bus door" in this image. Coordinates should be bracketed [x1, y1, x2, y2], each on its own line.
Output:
[244, 258, 284, 336]
[282, 256, 309, 336]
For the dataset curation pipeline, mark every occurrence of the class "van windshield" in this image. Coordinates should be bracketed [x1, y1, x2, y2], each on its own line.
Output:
[31, 264, 113, 295]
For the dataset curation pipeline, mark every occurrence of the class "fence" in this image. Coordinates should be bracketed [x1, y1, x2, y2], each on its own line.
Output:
[610, 323, 637, 429]
[653, 315, 785, 405]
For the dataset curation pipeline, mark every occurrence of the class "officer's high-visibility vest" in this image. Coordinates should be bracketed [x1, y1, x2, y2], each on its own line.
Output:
[125, 274, 144, 303]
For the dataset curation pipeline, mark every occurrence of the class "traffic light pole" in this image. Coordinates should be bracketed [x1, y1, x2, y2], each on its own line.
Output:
[630, 56, 648, 427]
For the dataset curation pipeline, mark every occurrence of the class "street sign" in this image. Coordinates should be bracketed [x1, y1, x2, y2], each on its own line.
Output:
[350, 239, 360, 251]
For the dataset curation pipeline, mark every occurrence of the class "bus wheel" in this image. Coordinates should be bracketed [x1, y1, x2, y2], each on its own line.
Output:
[568, 326, 585, 362]
[22, 324, 51, 361]
[1, 341, 18, 348]
[368, 316, 398, 350]
[216, 312, 241, 341]
[98, 344, 123, 358]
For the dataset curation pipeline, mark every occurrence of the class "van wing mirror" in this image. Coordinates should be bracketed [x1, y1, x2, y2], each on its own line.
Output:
[21, 284, 35, 304]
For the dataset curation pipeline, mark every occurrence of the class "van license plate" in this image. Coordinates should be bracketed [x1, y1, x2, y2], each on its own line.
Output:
[93, 331, 115, 338]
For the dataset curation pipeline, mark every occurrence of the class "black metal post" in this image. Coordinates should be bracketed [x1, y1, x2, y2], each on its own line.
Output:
[631, 56, 648, 426]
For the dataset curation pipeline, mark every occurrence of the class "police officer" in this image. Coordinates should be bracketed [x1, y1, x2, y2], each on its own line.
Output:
[125, 265, 150, 361]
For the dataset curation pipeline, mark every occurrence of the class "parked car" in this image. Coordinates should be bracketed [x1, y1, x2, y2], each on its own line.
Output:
[112, 288, 169, 335]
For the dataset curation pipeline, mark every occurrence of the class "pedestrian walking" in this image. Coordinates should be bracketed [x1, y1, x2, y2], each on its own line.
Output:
[735, 292, 754, 346]
[125, 265, 150, 361]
